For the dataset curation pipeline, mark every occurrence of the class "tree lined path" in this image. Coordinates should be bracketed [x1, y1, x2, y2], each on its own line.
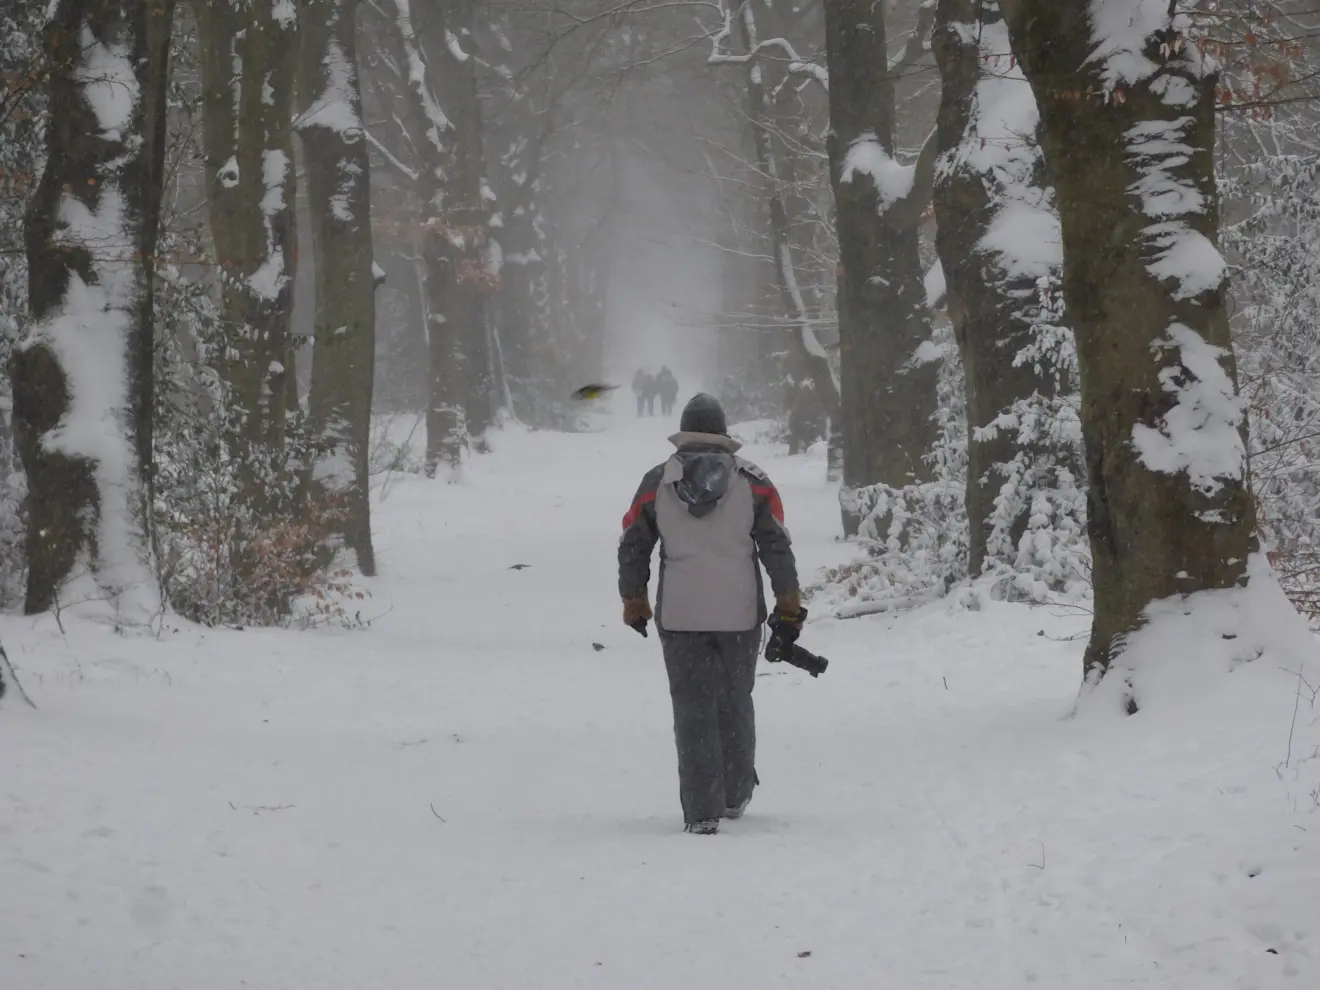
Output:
[3, 410, 1313, 989]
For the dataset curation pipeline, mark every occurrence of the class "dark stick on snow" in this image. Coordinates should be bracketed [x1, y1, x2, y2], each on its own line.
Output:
[1029, 843, 1046, 870]
[228, 801, 295, 815]
[0, 643, 38, 709]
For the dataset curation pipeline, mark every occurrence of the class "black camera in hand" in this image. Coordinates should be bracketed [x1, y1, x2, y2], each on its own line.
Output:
[765, 606, 829, 678]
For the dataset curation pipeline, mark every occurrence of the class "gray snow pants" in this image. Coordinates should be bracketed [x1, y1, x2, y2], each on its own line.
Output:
[659, 629, 760, 823]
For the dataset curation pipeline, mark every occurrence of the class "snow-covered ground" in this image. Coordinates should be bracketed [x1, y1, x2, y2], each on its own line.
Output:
[3, 401, 1319, 989]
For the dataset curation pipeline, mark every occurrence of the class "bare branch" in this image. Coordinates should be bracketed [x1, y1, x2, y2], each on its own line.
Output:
[365, 129, 419, 182]
[889, 0, 937, 74]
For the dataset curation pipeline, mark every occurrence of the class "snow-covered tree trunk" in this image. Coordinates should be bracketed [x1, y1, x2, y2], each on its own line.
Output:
[823, 0, 941, 534]
[296, 0, 378, 576]
[197, 0, 298, 499]
[1, 3, 48, 609]
[932, 0, 1076, 577]
[13, 0, 175, 616]
[1003, 0, 1257, 681]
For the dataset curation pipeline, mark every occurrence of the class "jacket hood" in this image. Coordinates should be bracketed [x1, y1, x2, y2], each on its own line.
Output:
[663, 449, 738, 518]
[667, 431, 742, 453]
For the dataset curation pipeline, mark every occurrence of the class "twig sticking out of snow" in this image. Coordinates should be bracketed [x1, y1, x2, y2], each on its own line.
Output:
[0, 643, 38, 710]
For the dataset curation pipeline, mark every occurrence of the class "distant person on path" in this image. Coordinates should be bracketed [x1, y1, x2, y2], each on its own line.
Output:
[656, 366, 679, 417]
[617, 394, 803, 835]
[632, 369, 654, 417]
[644, 375, 659, 417]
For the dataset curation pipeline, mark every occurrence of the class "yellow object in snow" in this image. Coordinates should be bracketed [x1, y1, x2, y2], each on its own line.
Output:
[571, 384, 621, 401]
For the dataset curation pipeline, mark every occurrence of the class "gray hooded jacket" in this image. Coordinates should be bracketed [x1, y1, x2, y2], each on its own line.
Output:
[618, 431, 799, 633]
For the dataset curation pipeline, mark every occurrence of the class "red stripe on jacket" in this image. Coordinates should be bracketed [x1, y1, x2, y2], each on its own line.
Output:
[622, 491, 657, 531]
[751, 484, 785, 524]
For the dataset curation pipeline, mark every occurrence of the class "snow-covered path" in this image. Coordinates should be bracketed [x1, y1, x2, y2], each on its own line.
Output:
[3, 408, 1318, 989]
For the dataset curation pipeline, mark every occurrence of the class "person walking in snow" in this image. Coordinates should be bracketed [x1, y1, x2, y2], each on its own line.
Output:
[644, 375, 660, 417]
[656, 366, 679, 417]
[632, 368, 654, 418]
[617, 394, 803, 835]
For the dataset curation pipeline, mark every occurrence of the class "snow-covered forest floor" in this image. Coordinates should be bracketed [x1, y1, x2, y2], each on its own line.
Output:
[3, 405, 1319, 989]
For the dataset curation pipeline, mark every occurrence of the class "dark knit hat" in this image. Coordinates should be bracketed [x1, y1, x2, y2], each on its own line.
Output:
[679, 393, 728, 436]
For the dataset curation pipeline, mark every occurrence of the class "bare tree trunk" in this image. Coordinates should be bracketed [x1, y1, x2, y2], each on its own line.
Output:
[1004, 1, 1256, 684]
[735, 9, 842, 438]
[823, 0, 940, 536]
[13, 0, 174, 615]
[429, 0, 490, 464]
[296, 0, 378, 576]
[491, 117, 554, 424]
[932, 0, 1064, 575]
[759, 3, 833, 456]
[383, 0, 490, 474]
[198, 0, 298, 498]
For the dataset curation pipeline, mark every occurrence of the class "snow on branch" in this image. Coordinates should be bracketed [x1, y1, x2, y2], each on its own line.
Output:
[707, 3, 828, 92]
[710, 0, 932, 90]
[445, 29, 470, 63]
[391, 0, 451, 158]
[1086, 0, 1208, 92]
[888, 0, 936, 75]
[364, 128, 418, 182]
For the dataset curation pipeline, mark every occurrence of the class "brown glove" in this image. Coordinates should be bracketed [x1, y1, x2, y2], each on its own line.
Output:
[774, 590, 804, 626]
[623, 596, 653, 629]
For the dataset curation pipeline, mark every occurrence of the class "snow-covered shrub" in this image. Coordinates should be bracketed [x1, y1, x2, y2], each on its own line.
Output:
[818, 282, 1087, 613]
[153, 271, 358, 627]
[977, 279, 1089, 601]
[814, 323, 969, 611]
